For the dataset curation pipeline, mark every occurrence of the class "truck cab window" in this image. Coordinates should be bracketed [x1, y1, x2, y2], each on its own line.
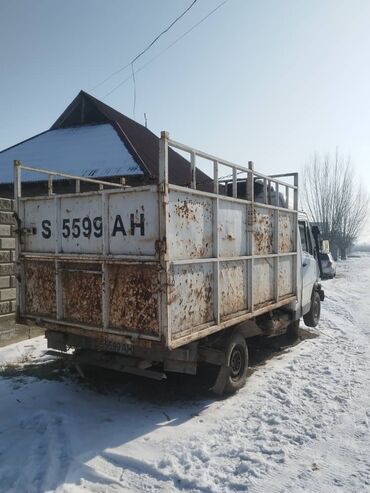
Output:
[299, 222, 308, 253]
[306, 227, 314, 256]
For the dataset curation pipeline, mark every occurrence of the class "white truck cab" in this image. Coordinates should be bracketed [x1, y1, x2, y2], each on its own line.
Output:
[297, 213, 324, 328]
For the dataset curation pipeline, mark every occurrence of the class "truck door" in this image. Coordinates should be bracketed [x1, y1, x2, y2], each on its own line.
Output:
[299, 220, 319, 313]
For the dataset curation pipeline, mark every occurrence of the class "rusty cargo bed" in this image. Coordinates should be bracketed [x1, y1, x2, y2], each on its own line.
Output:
[14, 133, 299, 351]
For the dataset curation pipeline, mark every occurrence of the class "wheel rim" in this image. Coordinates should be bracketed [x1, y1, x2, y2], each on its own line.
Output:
[229, 345, 246, 381]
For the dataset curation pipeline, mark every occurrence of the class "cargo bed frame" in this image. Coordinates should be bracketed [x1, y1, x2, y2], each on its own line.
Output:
[14, 132, 299, 354]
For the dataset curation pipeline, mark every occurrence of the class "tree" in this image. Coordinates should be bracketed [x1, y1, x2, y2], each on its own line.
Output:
[302, 150, 369, 259]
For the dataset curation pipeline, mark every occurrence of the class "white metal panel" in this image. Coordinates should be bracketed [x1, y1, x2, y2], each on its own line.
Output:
[218, 200, 247, 257]
[219, 260, 248, 317]
[60, 195, 104, 254]
[167, 190, 213, 260]
[109, 190, 159, 256]
[169, 263, 214, 337]
[279, 256, 294, 297]
[253, 257, 275, 306]
[22, 198, 56, 253]
[279, 211, 295, 253]
[21, 188, 159, 256]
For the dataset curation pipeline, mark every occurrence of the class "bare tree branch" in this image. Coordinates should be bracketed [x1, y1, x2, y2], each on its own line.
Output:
[301, 151, 369, 259]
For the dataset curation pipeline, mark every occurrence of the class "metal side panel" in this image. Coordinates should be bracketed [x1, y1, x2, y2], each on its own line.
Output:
[168, 263, 214, 338]
[18, 187, 162, 341]
[219, 260, 248, 317]
[218, 199, 247, 257]
[253, 206, 274, 256]
[20, 187, 159, 256]
[167, 190, 213, 260]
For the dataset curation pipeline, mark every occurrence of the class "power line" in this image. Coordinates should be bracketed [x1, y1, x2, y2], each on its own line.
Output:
[91, 0, 198, 92]
[131, 0, 198, 65]
[103, 0, 230, 100]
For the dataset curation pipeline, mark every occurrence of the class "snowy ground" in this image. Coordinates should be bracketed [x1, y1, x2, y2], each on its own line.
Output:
[1, 256, 370, 493]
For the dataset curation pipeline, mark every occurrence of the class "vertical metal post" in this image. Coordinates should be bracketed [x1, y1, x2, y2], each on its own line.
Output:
[14, 160, 24, 319]
[263, 178, 267, 204]
[285, 185, 289, 209]
[159, 131, 170, 345]
[246, 161, 254, 202]
[247, 161, 255, 312]
[268, 179, 272, 205]
[212, 196, 220, 325]
[101, 191, 109, 330]
[48, 174, 53, 196]
[213, 160, 219, 195]
[190, 151, 196, 189]
[293, 173, 299, 297]
[55, 196, 63, 320]
[75, 179, 81, 193]
[232, 168, 237, 198]
[293, 173, 299, 211]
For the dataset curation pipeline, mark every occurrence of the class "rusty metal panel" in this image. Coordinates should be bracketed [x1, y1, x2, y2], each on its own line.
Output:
[253, 206, 274, 255]
[109, 264, 160, 336]
[253, 257, 275, 306]
[167, 191, 213, 260]
[62, 265, 102, 326]
[220, 260, 248, 317]
[25, 260, 56, 316]
[279, 256, 294, 297]
[279, 211, 295, 253]
[218, 200, 247, 257]
[169, 263, 213, 337]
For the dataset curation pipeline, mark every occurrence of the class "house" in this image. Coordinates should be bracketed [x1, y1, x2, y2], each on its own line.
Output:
[0, 90, 212, 197]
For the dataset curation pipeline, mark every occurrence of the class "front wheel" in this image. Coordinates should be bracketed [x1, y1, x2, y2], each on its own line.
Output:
[303, 291, 321, 327]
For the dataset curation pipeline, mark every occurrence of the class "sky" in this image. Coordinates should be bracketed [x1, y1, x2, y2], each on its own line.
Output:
[1, 0, 370, 239]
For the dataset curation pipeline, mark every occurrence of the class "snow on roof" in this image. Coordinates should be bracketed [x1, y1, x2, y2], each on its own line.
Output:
[0, 123, 143, 183]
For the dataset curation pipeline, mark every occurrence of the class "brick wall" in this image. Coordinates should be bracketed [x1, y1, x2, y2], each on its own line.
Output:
[0, 198, 16, 320]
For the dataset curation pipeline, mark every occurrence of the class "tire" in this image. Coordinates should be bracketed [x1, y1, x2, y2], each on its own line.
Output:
[287, 319, 300, 340]
[303, 291, 321, 327]
[223, 332, 249, 394]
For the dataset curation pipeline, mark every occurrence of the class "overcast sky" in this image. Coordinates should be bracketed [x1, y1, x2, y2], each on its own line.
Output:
[1, 0, 369, 239]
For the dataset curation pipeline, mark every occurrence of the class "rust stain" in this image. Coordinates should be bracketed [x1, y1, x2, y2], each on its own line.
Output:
[169, 265, 213, 335]
[220, 261, 247, 317]
[25, 260, 56, 316]
[109, 264, 160, 336]
[279, 214, 294, 253]
[62, 267, 102, 326]
[174, 200, 197, 221]
[254, 211, 273, 255]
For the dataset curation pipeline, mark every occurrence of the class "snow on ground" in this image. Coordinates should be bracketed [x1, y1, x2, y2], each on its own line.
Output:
[1, 256, 370, 493]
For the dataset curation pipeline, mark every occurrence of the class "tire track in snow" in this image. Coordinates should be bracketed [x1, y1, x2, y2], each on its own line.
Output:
[2, 410, 71, 493]
[98, 261, 370, 492]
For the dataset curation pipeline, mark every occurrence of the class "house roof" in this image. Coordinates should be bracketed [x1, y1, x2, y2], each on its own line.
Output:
[0, 90, 213, 189]
[0, 124, 143, 183]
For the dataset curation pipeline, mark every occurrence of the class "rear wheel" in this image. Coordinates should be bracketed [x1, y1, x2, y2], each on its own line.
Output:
[223, 332, 248, 394]
[303, 291, 321, 327]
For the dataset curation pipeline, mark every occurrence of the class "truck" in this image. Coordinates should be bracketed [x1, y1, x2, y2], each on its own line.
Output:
[14, 132, 324, 394]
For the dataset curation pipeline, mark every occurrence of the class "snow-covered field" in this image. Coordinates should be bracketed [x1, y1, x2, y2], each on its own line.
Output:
[1, 256, 370, 493]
